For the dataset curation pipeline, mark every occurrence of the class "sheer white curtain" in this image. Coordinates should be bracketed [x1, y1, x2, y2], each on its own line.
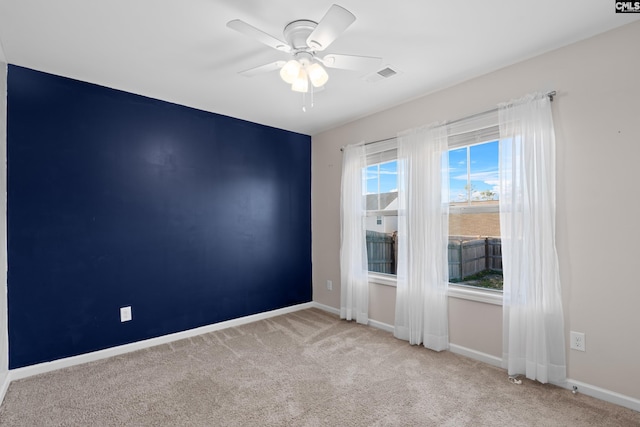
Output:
[394, 124, 449, 351]
[340, 143, 369, 324]
[499, 93, 566, 383]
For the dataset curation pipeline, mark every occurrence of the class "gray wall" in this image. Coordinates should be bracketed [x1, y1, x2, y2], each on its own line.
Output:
[312, 21, 640, 401]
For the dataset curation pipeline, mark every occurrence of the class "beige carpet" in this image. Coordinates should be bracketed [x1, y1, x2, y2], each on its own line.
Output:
[0, 308, 638, 426]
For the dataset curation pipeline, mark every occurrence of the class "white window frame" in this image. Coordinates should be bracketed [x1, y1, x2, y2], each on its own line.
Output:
[364, 140, 399, 281]
[364, 110, 504, 304]
[448, 139, 500, 215]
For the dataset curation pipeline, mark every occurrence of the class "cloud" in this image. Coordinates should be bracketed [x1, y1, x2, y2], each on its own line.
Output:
[452, 169, 499, 183]
[469, 169, 499, 182]
[450, 168, 501, 201]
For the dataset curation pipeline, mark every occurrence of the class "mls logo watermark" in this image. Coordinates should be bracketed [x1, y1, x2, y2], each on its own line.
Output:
[615, 1, 640, 12]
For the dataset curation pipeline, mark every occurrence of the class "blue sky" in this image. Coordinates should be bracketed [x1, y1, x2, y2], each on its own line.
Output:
[366, 140, 499, 202]
[449, 140, 499, 202]
[366, 161, 397, 194]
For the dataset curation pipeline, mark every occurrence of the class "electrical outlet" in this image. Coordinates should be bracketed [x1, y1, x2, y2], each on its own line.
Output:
[120, 306, 132, 322]
[570, 331, 585, 352]
[326, 280, 333, 291]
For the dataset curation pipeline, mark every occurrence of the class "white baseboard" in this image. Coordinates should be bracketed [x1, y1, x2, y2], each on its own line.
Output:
[311, 302, 395, 333]
[311, 304, 640, 413]
[311, 301, 339, 316]
[312, 304, 502, 365]
[5, 301, 639, 415]
[368, 318, 394, 333]
[447, 346, 640, 412]
[448, 343, 503, 368]
[9, 302, 314, 382]
[557, 379, 640, 413]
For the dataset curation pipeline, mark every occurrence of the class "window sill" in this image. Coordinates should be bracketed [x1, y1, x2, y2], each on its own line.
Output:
[368, 273, 397, 287]
[447, 284, 503, 305]
[367, 274, 503, 306]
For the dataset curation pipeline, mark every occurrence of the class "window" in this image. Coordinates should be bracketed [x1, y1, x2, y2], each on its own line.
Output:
[448, 140, 503, 291]
[365, 159, 398, 275]
[363, 114, 504, 292]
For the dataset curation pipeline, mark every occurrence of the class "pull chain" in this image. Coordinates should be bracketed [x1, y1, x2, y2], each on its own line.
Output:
[301, 85, 315, 112]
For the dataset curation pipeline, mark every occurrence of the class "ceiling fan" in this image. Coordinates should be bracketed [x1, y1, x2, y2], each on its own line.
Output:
[227, 4, 382, 95]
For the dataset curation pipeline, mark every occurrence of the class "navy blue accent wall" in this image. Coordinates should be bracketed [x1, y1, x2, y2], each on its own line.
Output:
[7, 65, 312, 369]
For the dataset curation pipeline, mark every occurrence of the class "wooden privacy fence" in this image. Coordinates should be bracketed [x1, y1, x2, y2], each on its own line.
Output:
[448, 237, 502, 281]
[365, 232, 501, 279]
[366, 230, 397, 274]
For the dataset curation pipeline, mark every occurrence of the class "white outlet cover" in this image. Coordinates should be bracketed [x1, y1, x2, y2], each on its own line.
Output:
[120, 306, 132, 322]
[570, 331, 585, 351]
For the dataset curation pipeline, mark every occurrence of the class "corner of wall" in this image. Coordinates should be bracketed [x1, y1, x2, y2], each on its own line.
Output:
[1, 60, 9, 392]
[0, 40, 6, 64]
[0, 371, 9, 406]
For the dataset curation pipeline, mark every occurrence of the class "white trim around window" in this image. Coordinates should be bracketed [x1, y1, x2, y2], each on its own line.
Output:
[447, 283, 502, 305]
[368, 274, 503, 306]
[368, 272, 398, 287]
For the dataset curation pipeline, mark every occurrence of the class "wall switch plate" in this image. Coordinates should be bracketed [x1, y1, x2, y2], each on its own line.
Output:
[120, 306, 132, 322]
[570, 331, 585, 351]
[326, 280, 333, 291]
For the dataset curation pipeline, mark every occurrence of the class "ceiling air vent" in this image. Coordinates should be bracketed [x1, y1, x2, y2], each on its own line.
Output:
[377, 67, 397, 78]
[363, 66, 400, 83]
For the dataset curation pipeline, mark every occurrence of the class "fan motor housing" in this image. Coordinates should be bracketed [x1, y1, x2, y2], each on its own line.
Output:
[283, 20, 317, 51]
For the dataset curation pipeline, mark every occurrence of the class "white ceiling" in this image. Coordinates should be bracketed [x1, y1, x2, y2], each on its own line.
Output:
[0, 1, 638, 136]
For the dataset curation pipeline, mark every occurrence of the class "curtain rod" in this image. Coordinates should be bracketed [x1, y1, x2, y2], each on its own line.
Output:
[340, 90, 556, 151]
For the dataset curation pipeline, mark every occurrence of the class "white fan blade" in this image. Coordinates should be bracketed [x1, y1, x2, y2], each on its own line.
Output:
[321, 54, 382, 71]
[239, 61, 286, 77]
[227, 19, 291, 52]
[306, 4, 355, 51]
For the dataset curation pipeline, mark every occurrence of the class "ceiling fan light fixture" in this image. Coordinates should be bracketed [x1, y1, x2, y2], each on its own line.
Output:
[280, 59, 301, 84]
[291, 68, 309, 93]
[227, 4, 378, 108]
[307, 62, 329, 87]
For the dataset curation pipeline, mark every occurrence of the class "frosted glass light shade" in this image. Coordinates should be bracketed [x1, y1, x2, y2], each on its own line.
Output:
[291, 68, 309, 93]
[307, 63, 329, 87]
[280, 60, 301, 84]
